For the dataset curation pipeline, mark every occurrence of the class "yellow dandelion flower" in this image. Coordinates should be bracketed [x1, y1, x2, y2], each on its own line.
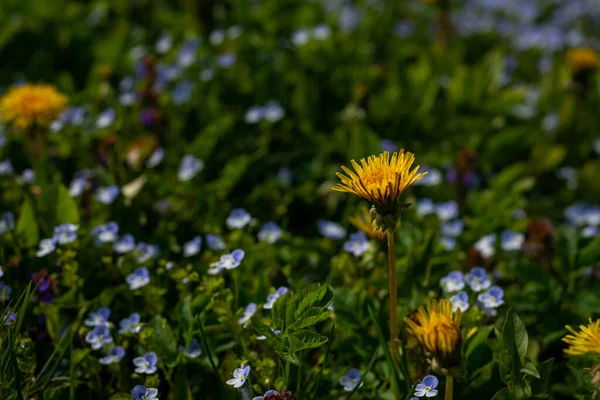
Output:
[332, 150, 427, 206]
[563, 318, 600, 356]
[567, 48, 600, 73]
[348, 206, 385, 240]
[404, 299, 462, 359]
[0, 84, 68, 130]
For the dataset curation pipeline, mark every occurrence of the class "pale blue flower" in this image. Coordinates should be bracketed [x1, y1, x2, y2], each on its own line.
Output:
[119, 313, 142, 334]
[292, 28, 311, 46]
[465, 267, 491, 292]
[542, 113, 559, 133]
[183, 339, 202, 358]
[501, 230, 524, 251]
[0, 283, 11, 301]
[85, 326, 113, 350]
[227, 208, 252, 229]
[416, 198, 435, 217]
[256, 327, 281, 341]
[210, 29, 225, 45]
[583, 226, 599, 238]
[218, 52, 236, 69]
[253, 390, 280, 400]
[238, 303, 257, 325]
[313, 24, 331, 40]
[413, 167, 442, 187]
[53, 224, 78, 244]
[477, 286, 504, 309]
[114, 234, 136, 253]
[474, 234, 496, 258]
[343, 232, 371, 256]
[69, 177, 87, 197]
[263, 101, 285, 122]
[226, 365, 250, 388]
[95, 186, 119, 204]
[208, 249, 245, 274]
[227, 26, 242, 39]
[206, 234, 226, 251]
[565, 203, 600, 227]
[135, 243, 159, 263]
[183, 236, 202, 257]
[0, 160, 14, 175]
[126, 267, 150, 290]
[395, 20, 414, 37]
[132, 385, 159, 400]
[264, 287, 288, 310]
[440, 271, 465, 292]
[19, 169, 35, 184]
[338, 4, 364, 33]
[414, 375, 438, 397]
[84, 307, 111, 327]
[0, 212, 15, 235]
[2, 311, 16, 326]
[450, 291, 469, 313]
[36, 238, 57, 257]
[146, 148, 164, 168]
[380, 139, 398, 153]
[156, 32, 172, 54]
[200, 68, 214, 82]
[99, 346, 125, 365]
[258, 222, 283, 244]
[339, 368, 362, 392]
[435, 201, 459, 222]
[440, 237, 456, 251]
[245, 106, 264, 124]
[133, 352, 158, 374]
[91, 222, 119, 244]
[172, 80, 195, 104]
[177, 38, 200, 67]
[95, 108, 115, 129]
[316, 220, 346, 239]
[178, 155, 204, 182]
[442, 220, 463, 237]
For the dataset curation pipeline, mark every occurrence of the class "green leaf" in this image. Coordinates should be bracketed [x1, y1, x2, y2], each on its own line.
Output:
[272, 292, 289, 332]
[174, 371, 193, 400]
[286, 308, 332, 332]
[464, 325, 494, 358]
[149, 316, 177, 356]
[491, 388, 511, 400]
[55, 184, 79, 224]
[530, 358, 554, 397]
[43, 387, 67, 400]
[108, 394, 132, 400]
[503, 308, 528, 361]
[287, 329, 328, 353]
[521, 360, 540, 379]
[16, 198, 39, 248]
[284, 283, 334, 332]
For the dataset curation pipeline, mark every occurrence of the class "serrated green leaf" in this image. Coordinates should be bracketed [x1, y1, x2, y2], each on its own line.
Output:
[287, 308, 332, 332]
[16, 198, 39, 248]
[288, 329, 328, 353]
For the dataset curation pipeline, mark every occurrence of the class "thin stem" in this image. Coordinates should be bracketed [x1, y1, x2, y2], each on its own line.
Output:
[387, 230, 399, 391]
[445, 376, 454, 400]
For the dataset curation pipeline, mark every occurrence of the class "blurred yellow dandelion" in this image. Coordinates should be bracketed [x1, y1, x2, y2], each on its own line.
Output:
[348, 206, 385, 240]
[404, 299, 462, 359]
[0, 84, 67, 130]
[563, 318, 600, 356]
[567, 48, 600, 73]
[332, 150, 427, 206]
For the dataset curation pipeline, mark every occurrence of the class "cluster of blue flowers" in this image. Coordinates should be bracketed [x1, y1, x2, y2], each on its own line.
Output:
[35, 224, 78, 257]
[565, 203, 600, 238]
[244, 101, 285, 124]
[441, 267, 505, 316]
[416, 199, 461, 250]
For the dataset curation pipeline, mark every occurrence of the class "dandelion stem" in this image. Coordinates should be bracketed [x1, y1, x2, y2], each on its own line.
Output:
[387, 230, 399, 385]
[445, 375, 454, 400]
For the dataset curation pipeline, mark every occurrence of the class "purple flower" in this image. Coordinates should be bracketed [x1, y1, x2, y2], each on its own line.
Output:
[208, 249, 245, 274]
[135, 243, 159, 263]
[54, 224, 79, 244]
[36, 238, 57, 258]
[0, 160, 14, 175]
[501, 230, 524, 251]
[0, 212, 15, 235]
[95, 108, 115, 129]
[465, 267, 491, 292]
[218, 52, 236, 69]
[450, 291, 469, 313]
[440, 271, 465, 292]
[414, 375, 438, 397]
[119, 313, 142, 334]
[146, 148, 164, 168]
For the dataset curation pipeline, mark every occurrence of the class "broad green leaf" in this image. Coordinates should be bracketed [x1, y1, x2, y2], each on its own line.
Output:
[149, 316, 177, 356]
[491, 388, 511, 400]
[521, 360, 540, 379]
[16, 198, 39, 248]
[464, 326, 493, 358]
[503, 308, 528, 361]
[287, 308, 332, 332]
[55, 184, 79, 224]
[284, 283, 334, 330]
[530, 358, 554, 397]
[288, 329, 328, 353]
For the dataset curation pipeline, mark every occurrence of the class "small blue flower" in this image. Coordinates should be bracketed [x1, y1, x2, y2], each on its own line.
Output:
[177, 38, 200, 67]
[263, 101, 285, 122]
[208, 249, 245, 274]
[227, 208, 252, 229]
[317, 220, 346, 240]
[477, 286, 504, 310]
[465, 267, 491, 292]
[258, 222, 283, 244]
[132, 385, 159, 400]
[256, 327, 281, 341]
[565, 203, 600, 227]
[114, 234, 136, 253]
[95, 186, 119, 205]
[238, 303, 257, 325]
[91, 222, 119, 244]
[218, 52, 236, 69]
[253, 390, 280, 400]
[414, 375, 438, 397]
[69, 177, 87, 197]
[126, 267, 150, 290]
[264, 287, 288, 310]
[413, 167, 442, 187]
[474, 234, 496, 258]
[435, 201, 459, 222]
[583, 225, 599, 238]
[292, 28, 311, 46]
[172, 79, 195, 105]
[36, 238, 57, 258]
[245, 106, 264, 124]
[440, 237, 456, 251]
[183, 236, 202, 257]
[53, 224, 78, 244]
[95, 108, 115, 129]
[501, 230, 524, 251]
[85, 307, 111, 327]
[343, 231, 371, 256]
[226, 365, 250, 388]
[183, 339, 202, 358]
[0, 160, 14, 175]
[200, 68, 214, 82]
[146, 148, 164, 168]
[440, 271, 465, 292]
[380, 139, 398, 153]
[178, 155, 204, 182]
[99, 346, 125, 365]
[313, 24, 331, 40]
[339, 368, 362, 392]
[442, 220, 463, 237]
[277, 167, 293, 185]
[2, 311, 16, 326]
[205, 234, 226, 251]
[210, 29, 225, 45]
[119, 312, 142, 334]
[133, 352, 158, 374]
[450, 291, 469, 313]
[19, 169, 35, 185]
[135, 242, 159, 263]
[0, 212, 15, 235]
[416, 198, 435, 217]
[155, 32, 172, 54]
[85, 326, 113, 350]
[0, 282, 11, 301]
[0, 133, 5, 147]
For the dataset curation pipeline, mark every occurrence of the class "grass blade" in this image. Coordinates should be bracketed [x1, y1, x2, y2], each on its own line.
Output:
[8, 330, 24, 400]
[197, 315, 228, 399]
[309, 323, 335, 400]
[367, 306, 405, 391]
[344, 349, 378, 400]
